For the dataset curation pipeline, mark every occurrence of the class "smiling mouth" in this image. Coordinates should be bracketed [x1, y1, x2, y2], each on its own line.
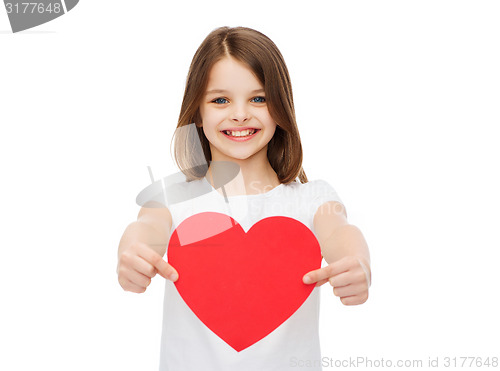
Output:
[221, 129, 260, 138]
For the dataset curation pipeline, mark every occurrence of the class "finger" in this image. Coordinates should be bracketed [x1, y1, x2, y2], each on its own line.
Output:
[329, 268, 368, 287]
[328, 271, 352, 287]
[137, 245, 178, 282]
[133, 256, 158, 279]
[121, 277, 147, 293]
[328, 256, 359, 277]
[153, 257, 178, 282]
[303, 265, 334, 285]
[333, 283, 366, 298]
[357, 257, 372, 287]
[124, 268, 152, 289]
[315, 278, 329, 287]
[340, 291, 369, 306]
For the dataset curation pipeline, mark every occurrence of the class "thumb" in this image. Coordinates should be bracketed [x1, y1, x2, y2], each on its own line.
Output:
[152, 255, 178, 282]
[138, 245, 179, 282]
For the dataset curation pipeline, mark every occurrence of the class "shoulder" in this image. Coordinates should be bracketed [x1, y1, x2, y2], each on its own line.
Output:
[280, 178, 344, 215]
[282, 177, 332, 190]
[165, 177, 212, 205]
[290, 178, 342, 204]
[299, 179, 347, 238]
[278, 178, 342, 205]
[135, 176, 207, 231]
[303, 179, 333, 192]
[303, 179, 337, 192]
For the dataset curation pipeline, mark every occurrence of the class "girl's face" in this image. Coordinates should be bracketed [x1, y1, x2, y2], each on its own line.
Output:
[198, 56, 277, 163]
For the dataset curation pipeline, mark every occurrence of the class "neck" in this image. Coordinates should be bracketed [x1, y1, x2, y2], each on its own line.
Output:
[206, 151, 280, 196]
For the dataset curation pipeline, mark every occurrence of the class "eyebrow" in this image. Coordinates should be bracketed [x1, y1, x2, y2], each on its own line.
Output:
[205, 88, 265, 95]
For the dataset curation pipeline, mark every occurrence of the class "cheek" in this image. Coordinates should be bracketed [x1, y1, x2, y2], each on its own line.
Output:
[201, 106, 223, 124]
[262, 114, 277, 131]
[199, 104, 214, 121]
[258, 109, 275, 125]
[267, 126, 277, 139]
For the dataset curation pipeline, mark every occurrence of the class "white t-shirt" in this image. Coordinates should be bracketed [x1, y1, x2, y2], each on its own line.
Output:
[159, 177, 343, 371]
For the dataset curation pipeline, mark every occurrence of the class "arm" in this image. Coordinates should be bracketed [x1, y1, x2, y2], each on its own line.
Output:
[118, 202, 172, 258]
[303, 201, 371, 305]
[117, 202, 178, 293]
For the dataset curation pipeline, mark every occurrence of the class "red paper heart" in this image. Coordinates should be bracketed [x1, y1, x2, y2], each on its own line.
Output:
[167, 212, 321, 352]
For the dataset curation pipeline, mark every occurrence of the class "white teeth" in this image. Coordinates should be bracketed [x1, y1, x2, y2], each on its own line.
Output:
[224, 129, 257, 137]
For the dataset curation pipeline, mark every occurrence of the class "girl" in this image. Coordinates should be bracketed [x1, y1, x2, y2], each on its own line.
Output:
[117, 26, 371, 370]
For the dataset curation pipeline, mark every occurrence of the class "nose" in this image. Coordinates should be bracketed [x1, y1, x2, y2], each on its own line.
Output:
[231, 101, 249, 123]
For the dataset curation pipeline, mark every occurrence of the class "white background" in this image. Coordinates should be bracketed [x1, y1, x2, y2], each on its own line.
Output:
[1, 1, 499, 370]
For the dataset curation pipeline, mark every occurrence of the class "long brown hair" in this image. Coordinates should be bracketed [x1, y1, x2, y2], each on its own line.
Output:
[170, 26, 308, 184]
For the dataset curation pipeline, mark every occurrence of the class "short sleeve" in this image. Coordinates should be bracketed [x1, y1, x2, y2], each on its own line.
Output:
[306, 179, 343, 216]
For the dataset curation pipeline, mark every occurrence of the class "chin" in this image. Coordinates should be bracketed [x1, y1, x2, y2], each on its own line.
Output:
[224, 153, 254, 161]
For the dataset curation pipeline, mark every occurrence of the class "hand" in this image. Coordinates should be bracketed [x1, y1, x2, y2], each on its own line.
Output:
[117, 241, 179, 293]
[303, 256, 371, 305]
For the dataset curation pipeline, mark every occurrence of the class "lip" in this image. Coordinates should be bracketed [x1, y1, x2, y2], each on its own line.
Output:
[221, 126, 259, 131]
[221, 129, 261, 142]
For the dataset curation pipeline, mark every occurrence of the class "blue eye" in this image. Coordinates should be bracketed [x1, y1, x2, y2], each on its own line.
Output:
[212, 97, 228, 104]
[252, 96, 266, 103]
